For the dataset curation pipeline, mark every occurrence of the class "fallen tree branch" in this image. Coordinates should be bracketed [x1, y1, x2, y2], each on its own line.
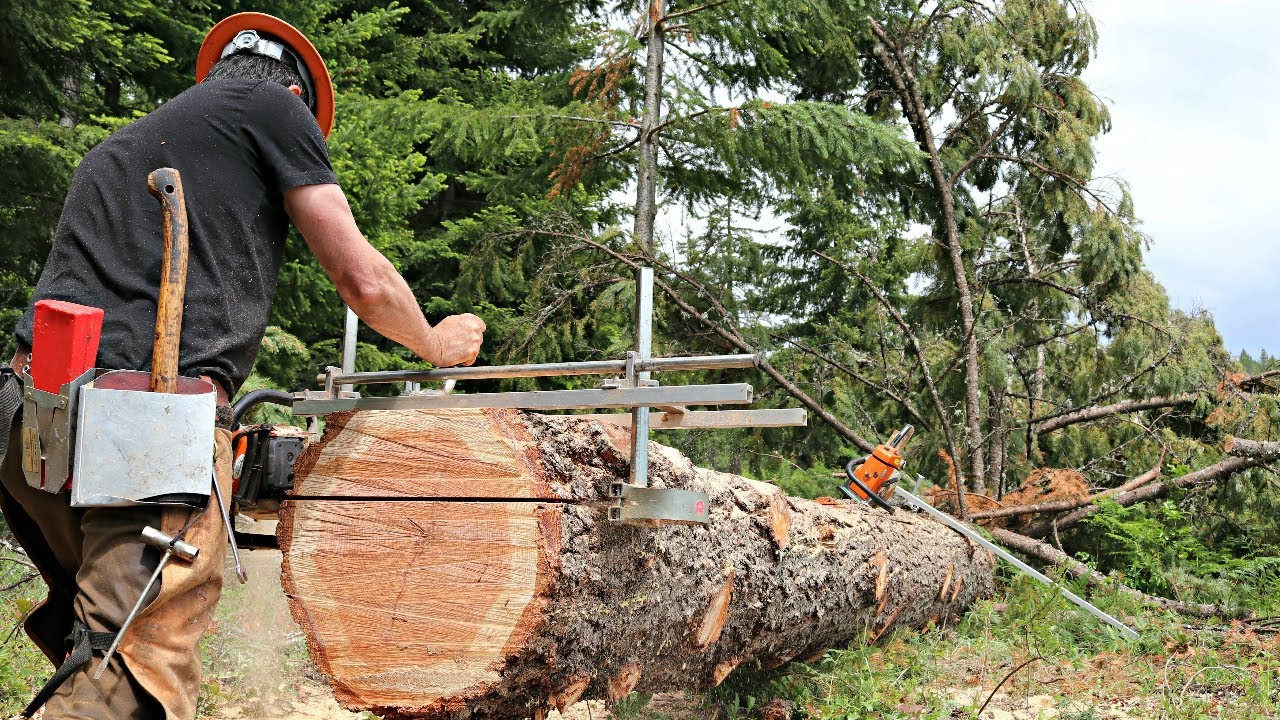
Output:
[986, 527, 1255, 620]
[1225, 437, 1280, 463]
[1034, 394, 1198, 434]
[1022, 455, 1262, 538]
[968, 454, 1163, 522]
[1237, 369, 1280, 392]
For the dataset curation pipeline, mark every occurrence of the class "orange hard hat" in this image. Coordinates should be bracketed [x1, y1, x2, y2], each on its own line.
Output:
[196, 13, 335, 137]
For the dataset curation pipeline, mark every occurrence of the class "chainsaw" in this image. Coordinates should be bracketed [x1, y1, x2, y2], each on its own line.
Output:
[838, 424, 1139, 639]
[838, 424, 914, 511]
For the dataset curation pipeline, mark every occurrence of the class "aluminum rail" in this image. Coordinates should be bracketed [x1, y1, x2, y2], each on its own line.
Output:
[581, 407, 808, 430]
[897, 482, 1139, 640]
[292, 383, 754, 416]
[320, 353, 759, 387]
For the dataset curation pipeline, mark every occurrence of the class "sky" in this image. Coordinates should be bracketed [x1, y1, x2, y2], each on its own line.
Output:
[1082, 1, 1280, 356]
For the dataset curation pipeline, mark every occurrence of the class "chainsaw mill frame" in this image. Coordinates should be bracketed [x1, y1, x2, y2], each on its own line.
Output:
[284, 267, 807, 524]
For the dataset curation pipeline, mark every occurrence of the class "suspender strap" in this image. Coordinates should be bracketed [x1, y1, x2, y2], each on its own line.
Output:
[20, 621, 116, 718]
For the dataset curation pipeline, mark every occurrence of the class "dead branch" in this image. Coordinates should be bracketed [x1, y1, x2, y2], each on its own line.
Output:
[968, 453, 1163, 522]
[987, 527, 1254, 620]
[1225, 437, 1280, 462]
[1236, 369, 1280, 392]
[1034, 394, 1198, 434]
[1021, 455, 1262, 538]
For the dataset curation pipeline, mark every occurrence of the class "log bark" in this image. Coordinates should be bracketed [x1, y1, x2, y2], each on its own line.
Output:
[1225, 437, 1280, 462]
[278, 409, 995, 719]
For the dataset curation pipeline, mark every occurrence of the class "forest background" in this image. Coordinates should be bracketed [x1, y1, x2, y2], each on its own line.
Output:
[2, 0, 1280, 714]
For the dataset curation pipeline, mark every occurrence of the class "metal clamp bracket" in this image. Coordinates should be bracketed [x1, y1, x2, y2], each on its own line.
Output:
[609, 482, 710, 525]
[21, 368, 97, 493]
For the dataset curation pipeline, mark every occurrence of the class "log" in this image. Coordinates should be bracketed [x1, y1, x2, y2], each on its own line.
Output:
[278, 409, 995, 719]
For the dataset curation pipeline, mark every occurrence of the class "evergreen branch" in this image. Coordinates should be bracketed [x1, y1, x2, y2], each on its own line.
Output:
[985, 275, 1172, 338]
[652, 105, 731, 135]
[662, 35, 721, 74]
[948, 113, 1015, 186]
[815, 249, 961, 482]
[940, 100, 1001, 150]
[769, 332, 932, 430]
[981, 153, 1121, 216]
[1010, 324, 1088, 351]
[545, 114, 640, 130]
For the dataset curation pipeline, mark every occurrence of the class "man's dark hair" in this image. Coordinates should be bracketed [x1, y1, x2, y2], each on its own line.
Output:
[204, 53, 310, 108]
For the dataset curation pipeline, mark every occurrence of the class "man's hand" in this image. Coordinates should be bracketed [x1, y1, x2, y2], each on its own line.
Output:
[426, 314, 487, 367]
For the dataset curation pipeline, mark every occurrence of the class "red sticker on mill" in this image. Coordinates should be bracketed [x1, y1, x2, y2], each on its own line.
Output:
[694, 500, 706, 515]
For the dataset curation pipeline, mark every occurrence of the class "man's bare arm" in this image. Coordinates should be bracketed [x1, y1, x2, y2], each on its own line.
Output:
[284, 183, 484, 367]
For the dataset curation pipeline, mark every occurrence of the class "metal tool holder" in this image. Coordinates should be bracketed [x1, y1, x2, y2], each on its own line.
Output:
[291, 267, 807, 524]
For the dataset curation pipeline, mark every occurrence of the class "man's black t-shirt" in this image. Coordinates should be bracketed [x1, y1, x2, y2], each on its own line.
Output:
[15, 79, 337, 397]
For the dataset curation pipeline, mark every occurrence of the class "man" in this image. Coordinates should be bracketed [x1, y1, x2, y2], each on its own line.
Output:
[0, 12, 485, 718]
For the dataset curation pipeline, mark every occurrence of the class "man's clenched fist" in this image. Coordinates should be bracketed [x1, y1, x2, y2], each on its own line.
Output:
[425, 313, 486, 367]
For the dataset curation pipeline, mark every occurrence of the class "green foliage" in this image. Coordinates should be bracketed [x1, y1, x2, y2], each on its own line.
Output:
[0, 540, 48, 716]
[1081, 499, 1280, 613]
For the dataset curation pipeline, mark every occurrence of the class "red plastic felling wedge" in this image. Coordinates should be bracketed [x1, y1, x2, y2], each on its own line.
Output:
[30, 299, 104, 393]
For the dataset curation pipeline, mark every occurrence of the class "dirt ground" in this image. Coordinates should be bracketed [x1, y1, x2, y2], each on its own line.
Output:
[205, 552, 1259, 720]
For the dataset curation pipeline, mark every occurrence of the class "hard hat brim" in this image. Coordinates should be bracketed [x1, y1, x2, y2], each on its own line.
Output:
[196, 13, 335, 138]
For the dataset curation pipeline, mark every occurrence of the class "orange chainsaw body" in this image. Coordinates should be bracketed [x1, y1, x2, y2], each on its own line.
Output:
[843, 444, 904, 500]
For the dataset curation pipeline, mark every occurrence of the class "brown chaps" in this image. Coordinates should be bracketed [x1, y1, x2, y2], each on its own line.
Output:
[0, 420, 232, 719]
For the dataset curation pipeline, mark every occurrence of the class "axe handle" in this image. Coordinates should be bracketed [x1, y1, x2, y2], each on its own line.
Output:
[146, 168, 189, 394]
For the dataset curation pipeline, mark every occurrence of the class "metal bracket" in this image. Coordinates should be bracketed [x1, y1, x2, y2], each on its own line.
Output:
[609, 482, 710, 525]
[21, 368, 97, 493]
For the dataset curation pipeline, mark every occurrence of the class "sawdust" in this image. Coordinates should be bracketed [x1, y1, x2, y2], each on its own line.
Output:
[208, 683, 364, 720]
[200, 551, 365, 720]
[547, 694, 702, 720]
[1002, 468, 1090, 508]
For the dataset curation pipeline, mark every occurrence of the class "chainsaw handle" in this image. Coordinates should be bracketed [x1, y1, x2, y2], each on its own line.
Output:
[231, 389, 295, 427]
[843, 458, 895, 512]
[146, 167, 189, 394]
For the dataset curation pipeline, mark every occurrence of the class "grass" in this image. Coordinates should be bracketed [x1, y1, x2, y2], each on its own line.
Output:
[0, 537, 50, 717]
[4, 533, 1278, 720]
[681, 574, 1280, 720]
